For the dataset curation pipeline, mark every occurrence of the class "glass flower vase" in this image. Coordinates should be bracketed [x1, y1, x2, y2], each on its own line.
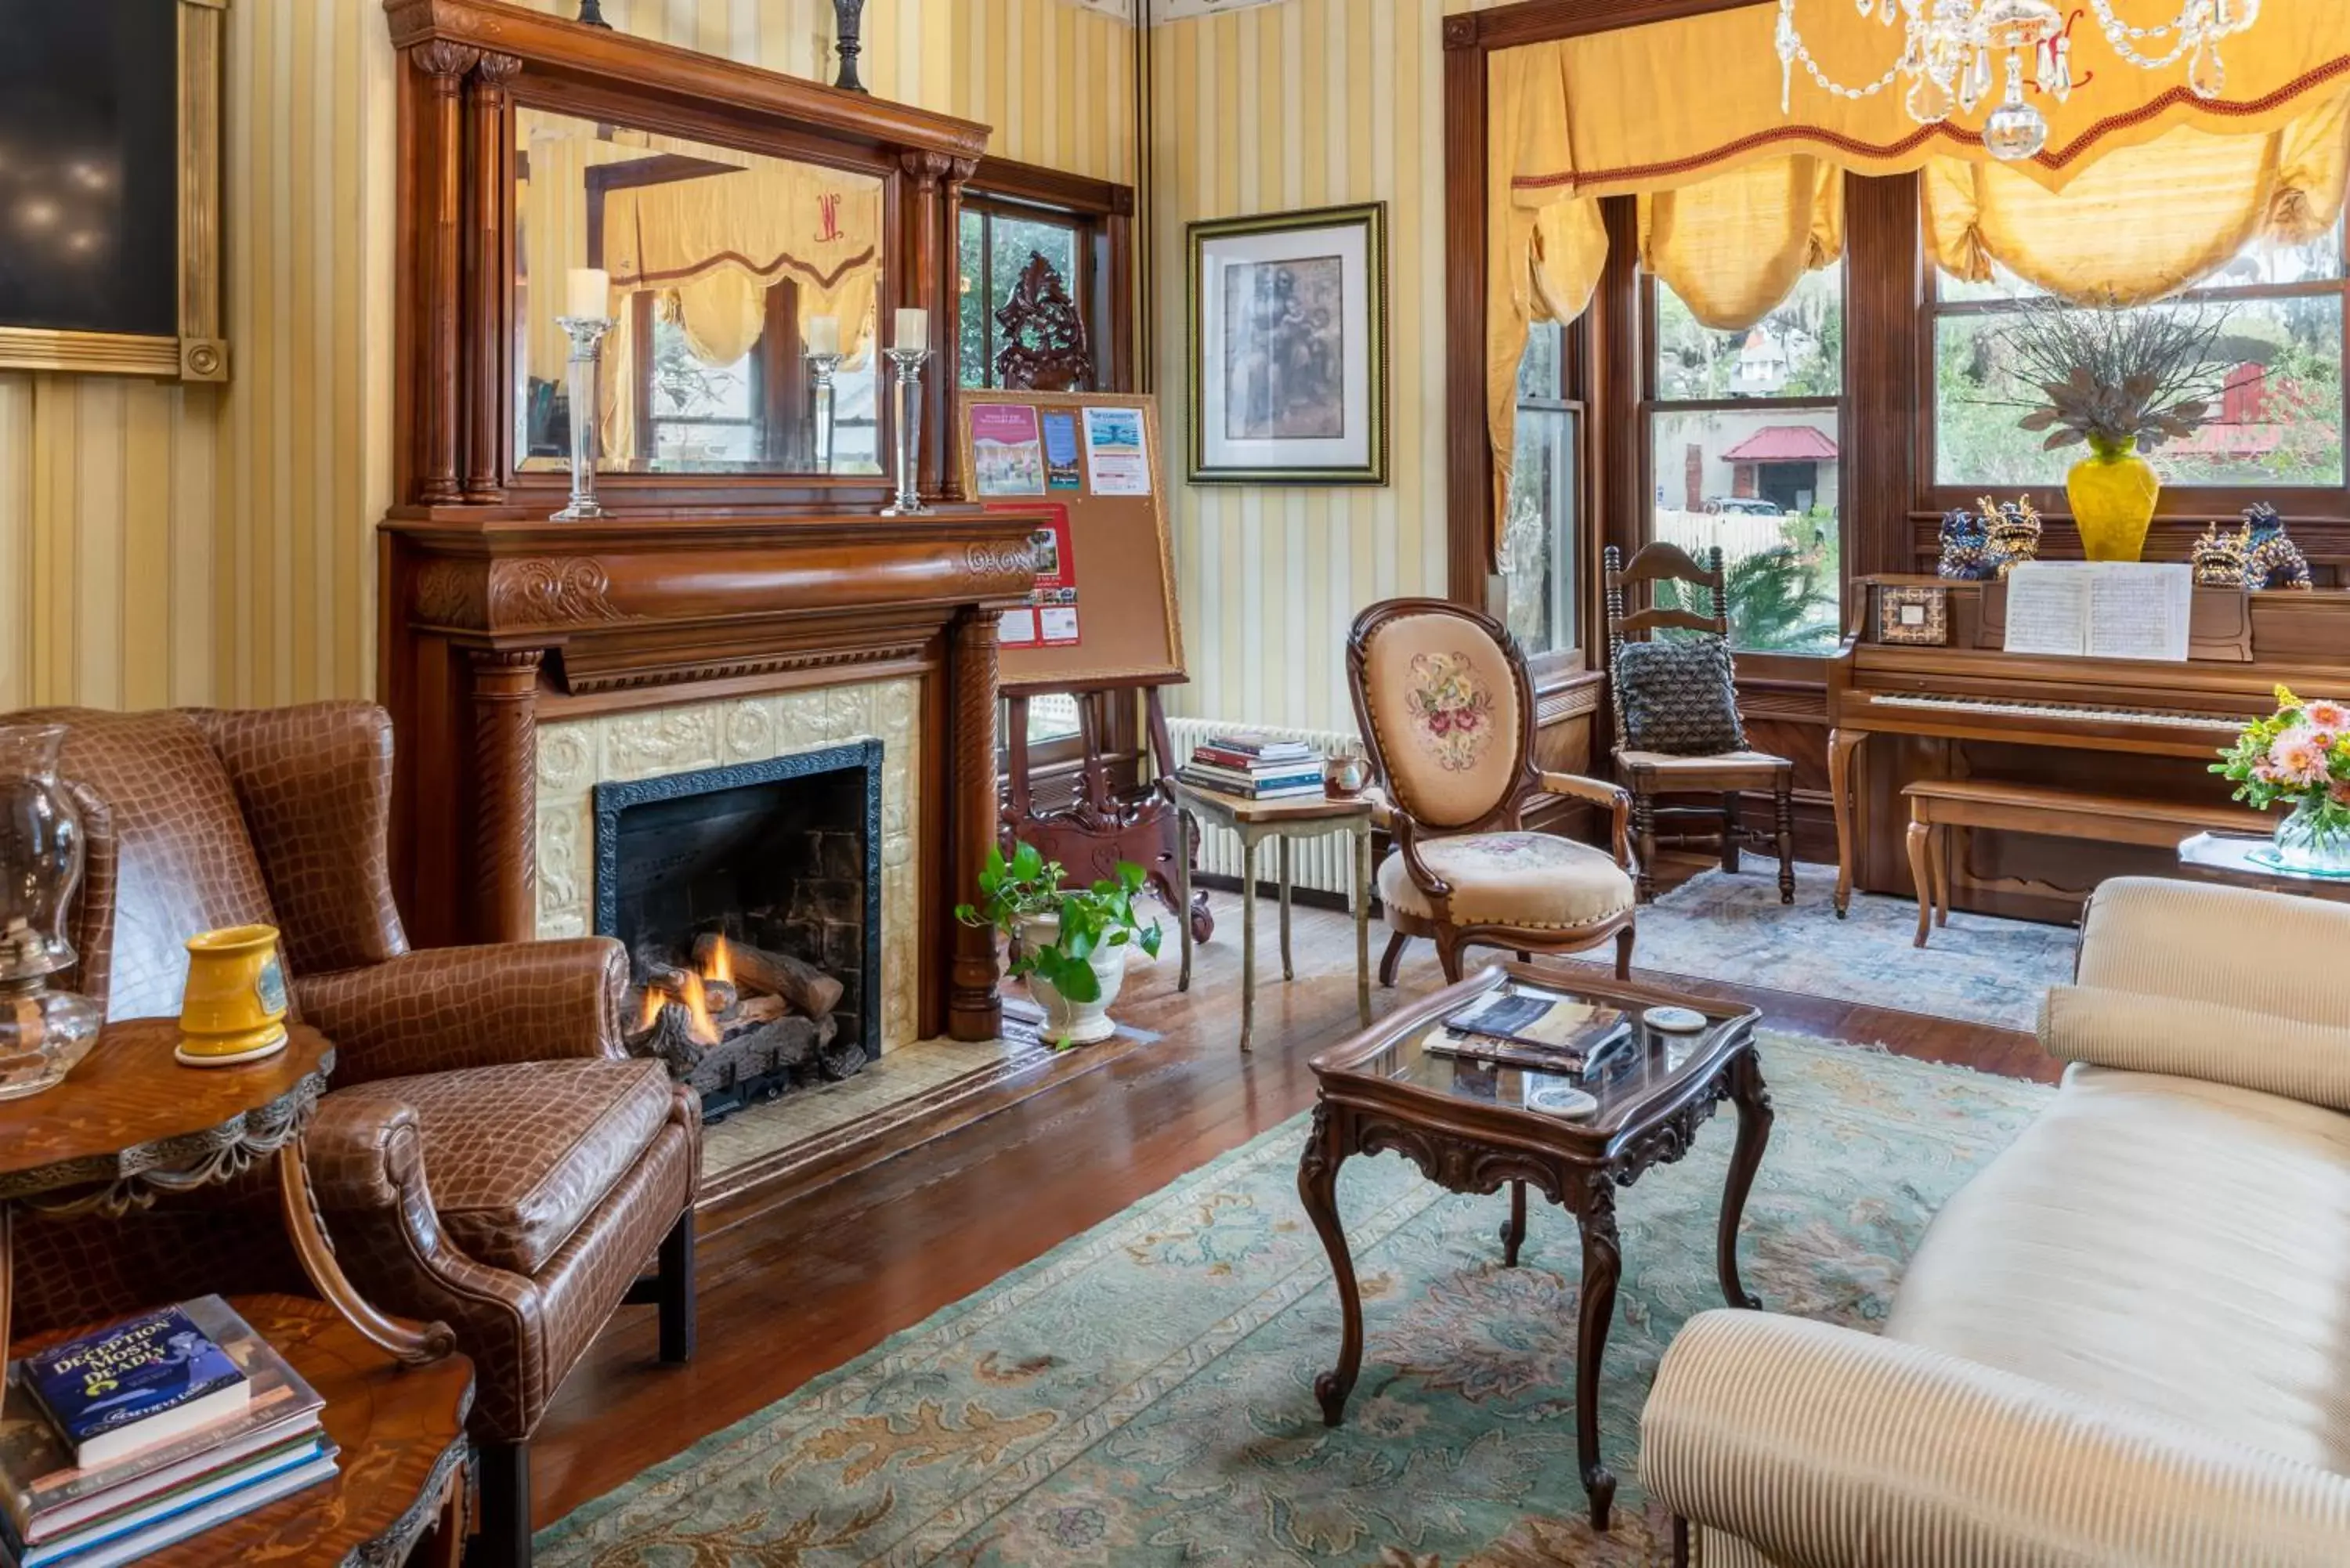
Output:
[0, 723, 103, 1099]
[2261, 797, 2350, 879]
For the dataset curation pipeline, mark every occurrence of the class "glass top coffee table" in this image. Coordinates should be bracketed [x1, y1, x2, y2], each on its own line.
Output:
[1300, 963, 1770, 1532]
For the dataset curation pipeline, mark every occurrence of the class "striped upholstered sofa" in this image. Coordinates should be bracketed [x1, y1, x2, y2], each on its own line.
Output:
[1639, 876, 2350, 1566]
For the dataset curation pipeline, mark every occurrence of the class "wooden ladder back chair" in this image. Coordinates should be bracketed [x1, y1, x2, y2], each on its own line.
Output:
[1347, 598, 1638, 984]
[1603, 543, 1796, 905]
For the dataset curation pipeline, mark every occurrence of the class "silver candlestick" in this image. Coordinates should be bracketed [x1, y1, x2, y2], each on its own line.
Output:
[880, 345, 931, 516]
[555, 313, 612, 521]
[805, 350, 844, 474]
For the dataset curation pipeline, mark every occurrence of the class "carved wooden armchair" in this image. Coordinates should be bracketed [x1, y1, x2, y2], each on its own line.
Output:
[6, 703, 699, 1568]
[1347, 599, 1637, 984]
[1604, 543, 1796, 905]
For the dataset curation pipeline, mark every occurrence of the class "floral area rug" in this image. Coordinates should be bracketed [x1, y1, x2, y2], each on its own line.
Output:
[1555, 863, 2077, 1032]
[537, 1034, 2048, 1568]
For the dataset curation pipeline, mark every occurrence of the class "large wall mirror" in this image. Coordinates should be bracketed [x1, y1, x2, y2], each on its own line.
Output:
[512, 106, 886, 478]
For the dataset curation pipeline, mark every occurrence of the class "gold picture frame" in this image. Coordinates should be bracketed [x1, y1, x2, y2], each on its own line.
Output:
[0, 0, 228, 382]
[1186, 201, 1388, 486]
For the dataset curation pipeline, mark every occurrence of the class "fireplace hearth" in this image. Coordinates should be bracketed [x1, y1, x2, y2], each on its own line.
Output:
[594, 742, 883, 1121]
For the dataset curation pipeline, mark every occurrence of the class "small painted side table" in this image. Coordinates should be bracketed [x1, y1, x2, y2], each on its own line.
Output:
[2176, 831, 2350, 903]
[1170, 780, 1376, 1052]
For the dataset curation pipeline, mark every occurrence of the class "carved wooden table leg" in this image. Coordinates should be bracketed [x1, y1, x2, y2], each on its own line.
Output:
[279, 1139, 457, 1366]
[1717, 1046, 1773, 1313]
[1499, 1180, 1528, 1267]
[1828, 728, 1867, 919]
[1353, 824, 1372, 1027]
[1176, 807, 1195, 995]
[1575, 1183, 1622, 1530]
[1297, 1104, 1361, 1425]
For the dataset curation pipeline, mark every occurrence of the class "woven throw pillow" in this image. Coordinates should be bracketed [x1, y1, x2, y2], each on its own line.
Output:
[1614, 638, 1746, 756]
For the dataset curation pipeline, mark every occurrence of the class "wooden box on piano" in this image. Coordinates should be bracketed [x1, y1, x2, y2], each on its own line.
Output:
[1827, 576, 2350, 923]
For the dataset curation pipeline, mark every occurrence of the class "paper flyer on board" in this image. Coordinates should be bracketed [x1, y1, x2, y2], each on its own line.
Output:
[1040, 409, 1083, 490]
[987, 502, 1078, 648]
[1080, 405, 1152, 496]
[970, 403, 1047, 496]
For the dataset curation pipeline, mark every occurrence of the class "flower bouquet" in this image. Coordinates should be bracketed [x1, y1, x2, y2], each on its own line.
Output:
[2212, 688, 2350, 876]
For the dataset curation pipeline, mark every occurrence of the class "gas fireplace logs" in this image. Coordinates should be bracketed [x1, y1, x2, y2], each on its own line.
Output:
[624, 934, 863, 1117]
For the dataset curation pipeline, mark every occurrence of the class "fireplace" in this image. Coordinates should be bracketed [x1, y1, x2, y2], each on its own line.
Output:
[594, 742, 883, 1120]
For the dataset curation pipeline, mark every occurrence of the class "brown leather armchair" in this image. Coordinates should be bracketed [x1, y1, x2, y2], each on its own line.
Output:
[6, 703, 698, 1567]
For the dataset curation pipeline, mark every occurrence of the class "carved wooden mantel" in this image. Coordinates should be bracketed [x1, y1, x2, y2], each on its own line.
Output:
[377, 2, 1029, 1040]
[381, 510, 1041, 1042]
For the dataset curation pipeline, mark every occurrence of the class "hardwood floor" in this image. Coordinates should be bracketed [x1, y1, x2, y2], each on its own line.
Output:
[529, 883, 2052, 1529]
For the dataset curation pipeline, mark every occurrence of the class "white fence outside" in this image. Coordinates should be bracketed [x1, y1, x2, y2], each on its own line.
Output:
[1652, 509, 1792, 570]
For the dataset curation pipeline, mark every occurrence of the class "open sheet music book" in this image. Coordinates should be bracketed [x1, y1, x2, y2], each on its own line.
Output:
[2002, 562, 2193, 662]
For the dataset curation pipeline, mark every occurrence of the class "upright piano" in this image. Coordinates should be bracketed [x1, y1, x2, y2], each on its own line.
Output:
[1824, 576, 2350, 916]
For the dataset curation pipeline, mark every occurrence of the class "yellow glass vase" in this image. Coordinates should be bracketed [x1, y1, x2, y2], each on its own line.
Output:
[2066, 436, 2161, 563]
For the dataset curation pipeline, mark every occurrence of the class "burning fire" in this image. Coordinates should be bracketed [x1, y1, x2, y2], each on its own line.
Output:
[638, 937, 733, 1046]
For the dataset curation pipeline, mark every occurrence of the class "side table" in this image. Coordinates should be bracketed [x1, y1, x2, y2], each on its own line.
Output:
[1300, 963, 1770, 1530]
[17, 1295, 475, 1567]
[1170, 781, 1375, 1052]
[0, 1018, 453, 1367]
[2176, 831, 2350, 902]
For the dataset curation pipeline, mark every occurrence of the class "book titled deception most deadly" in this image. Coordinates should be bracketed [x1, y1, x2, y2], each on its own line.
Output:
[20, 1307, 248, 1467]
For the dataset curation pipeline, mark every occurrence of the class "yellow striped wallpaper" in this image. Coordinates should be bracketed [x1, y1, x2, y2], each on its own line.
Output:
[1151, 0, 1493, 735]
[0, 0, 1135, 714]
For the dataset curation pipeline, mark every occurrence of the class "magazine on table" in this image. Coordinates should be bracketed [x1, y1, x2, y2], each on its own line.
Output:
[1425, 985, 1632, 1075]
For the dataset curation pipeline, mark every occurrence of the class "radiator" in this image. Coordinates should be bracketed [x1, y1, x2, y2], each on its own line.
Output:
[1163, 717, 1365, 898]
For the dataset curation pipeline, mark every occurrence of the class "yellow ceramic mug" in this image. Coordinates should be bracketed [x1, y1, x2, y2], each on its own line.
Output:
[176, 924, 290, 1067]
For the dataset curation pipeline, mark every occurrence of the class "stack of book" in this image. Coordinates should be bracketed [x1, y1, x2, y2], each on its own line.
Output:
[2, 1297, 336, 1568]
[1426, 985, 1634, 1078]
[1178, 733, 1326, 800]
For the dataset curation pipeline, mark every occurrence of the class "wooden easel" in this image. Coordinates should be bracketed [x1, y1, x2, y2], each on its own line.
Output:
[1003, 680, 1213, 941]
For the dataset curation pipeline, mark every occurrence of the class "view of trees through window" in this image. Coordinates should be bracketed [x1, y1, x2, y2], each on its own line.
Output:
[1502, 321, 1580, 659]
[1648, 269, 1846, 656]
[1934, 228, 2348, 490]
[958, 208, 1084, 390]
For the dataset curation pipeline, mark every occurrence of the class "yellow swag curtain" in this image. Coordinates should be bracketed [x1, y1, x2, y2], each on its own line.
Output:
[1484, 0, 2350, 489]
[1922, 91, 2350, 305]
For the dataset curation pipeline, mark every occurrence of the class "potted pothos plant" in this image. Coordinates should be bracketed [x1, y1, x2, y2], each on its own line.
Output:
[956, 841, 1162, 1046]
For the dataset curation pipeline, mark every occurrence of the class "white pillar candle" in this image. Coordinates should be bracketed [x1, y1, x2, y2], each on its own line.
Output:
[565, 267, 609, 321]
[804, 315, 841, 356]
[894, 307, 930, 353]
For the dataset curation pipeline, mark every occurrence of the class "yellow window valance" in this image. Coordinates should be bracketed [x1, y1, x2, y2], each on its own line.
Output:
[1923, 91, 2350, 305]
[1639, 155, 1844, 332]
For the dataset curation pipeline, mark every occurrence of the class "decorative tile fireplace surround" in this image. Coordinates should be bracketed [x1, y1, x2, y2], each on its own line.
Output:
[536, 680, 922, 1053]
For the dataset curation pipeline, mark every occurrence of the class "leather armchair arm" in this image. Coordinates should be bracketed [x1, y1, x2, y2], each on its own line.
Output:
[1643, 1310, 2350, 1568]
[295, 938, 628, 1086]
[2041, 985, 2350, 1113]
[1539, 770, 1633, 869]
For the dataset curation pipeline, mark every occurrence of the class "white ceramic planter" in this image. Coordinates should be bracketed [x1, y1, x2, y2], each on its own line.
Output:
[1016, 915, 1128, 1046]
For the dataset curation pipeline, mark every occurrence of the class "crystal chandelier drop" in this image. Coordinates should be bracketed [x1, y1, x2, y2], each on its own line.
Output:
[1777, 0, 2265, 162]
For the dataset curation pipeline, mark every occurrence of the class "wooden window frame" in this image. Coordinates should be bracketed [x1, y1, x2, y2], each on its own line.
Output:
[1502, 318, 1592, 681]
[961, 156, 1137, 396]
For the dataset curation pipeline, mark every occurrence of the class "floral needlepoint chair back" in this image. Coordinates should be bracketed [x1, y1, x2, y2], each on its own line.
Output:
[1347, 599, 1640, 985]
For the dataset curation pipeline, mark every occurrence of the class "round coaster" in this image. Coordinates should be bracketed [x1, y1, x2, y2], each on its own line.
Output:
[1524, 1082, 1598, 1120]
[175, 1034, 288, 1068]
[1642, 1005, 1708, 1035]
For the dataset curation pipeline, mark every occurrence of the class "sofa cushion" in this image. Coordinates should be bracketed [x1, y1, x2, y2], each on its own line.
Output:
[349, 1058, 674, 1275]
[1614, 638, 1746, 756]
[1377, 832, 1634, 931]
[1885, 1064, 2350, 1475]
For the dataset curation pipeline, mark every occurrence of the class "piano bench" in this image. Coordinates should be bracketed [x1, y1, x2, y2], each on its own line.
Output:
[1900, 780, 2271, 948]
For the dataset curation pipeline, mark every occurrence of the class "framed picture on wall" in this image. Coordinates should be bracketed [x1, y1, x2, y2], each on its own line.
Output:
[1187, 202, 1386, 486]
[0, 0, 228, 382]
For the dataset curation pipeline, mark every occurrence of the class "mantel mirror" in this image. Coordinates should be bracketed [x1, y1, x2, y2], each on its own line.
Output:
[512, 105, 887, 478]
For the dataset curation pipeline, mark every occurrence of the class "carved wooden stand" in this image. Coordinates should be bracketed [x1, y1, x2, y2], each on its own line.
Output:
[1299, 969, 1772, 1532]
[1003, 683, 1213, 943]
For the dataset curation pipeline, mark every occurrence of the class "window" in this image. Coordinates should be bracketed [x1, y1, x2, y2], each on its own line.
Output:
[1500, 320, 1582, 659]
[1645, 269, 1846, 656]
[959, 204, 1086, 389]
[648, 313, 760, 465]
[1932, 226, 2348, 492]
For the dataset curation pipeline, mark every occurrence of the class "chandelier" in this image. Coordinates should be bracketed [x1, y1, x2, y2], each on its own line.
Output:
[1777, 1, 2265, 162]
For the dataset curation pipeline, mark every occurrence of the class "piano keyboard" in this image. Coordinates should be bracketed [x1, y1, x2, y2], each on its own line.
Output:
[1867, 692, 2242, 733]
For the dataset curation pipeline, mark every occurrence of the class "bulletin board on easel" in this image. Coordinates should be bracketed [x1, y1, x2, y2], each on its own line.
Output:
[953, 390, 1185, 693]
